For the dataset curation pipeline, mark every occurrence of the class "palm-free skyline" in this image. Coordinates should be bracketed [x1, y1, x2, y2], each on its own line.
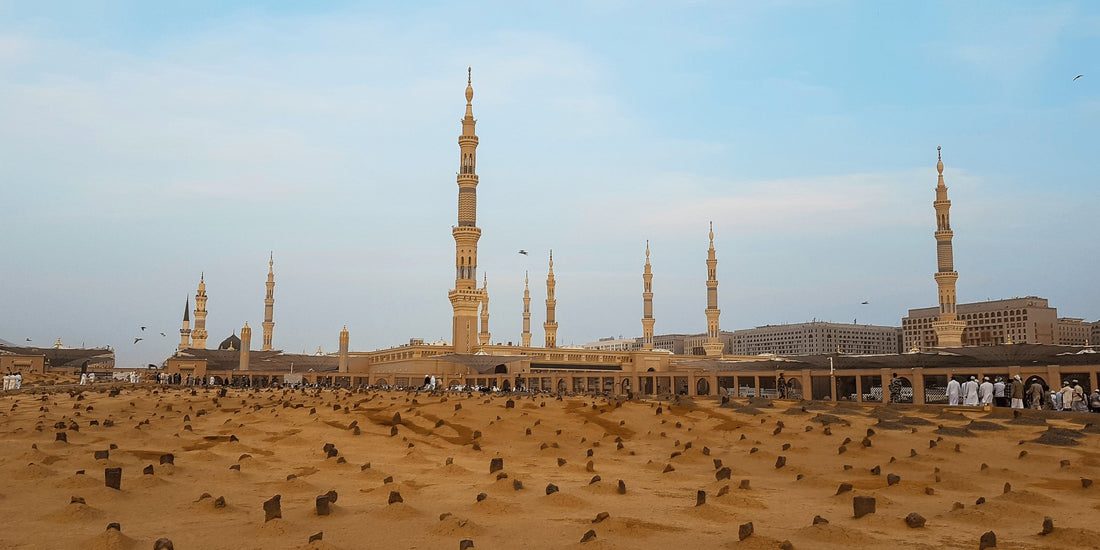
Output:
[2, 1, 1097, 367]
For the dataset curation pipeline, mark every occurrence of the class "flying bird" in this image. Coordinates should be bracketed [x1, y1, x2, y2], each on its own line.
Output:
[25, 337, 31, 342]
[133, 338, 143, 344]
[518, 250, 528, 255]
[140, 326, 146, 331]
[1073, 74, 1083, 81]
[160, 332, 166, 337]
[861, 301, 869, 305]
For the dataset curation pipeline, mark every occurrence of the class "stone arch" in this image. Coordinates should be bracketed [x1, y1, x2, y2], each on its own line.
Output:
[374, 378, 389, 387]
[501, 379, 512, 391]
[494, 364, 508, 374]
[621, 378, 632, 394]
[557, 378, 567, 393]
[646, 367, 656, 372]
[696, 378, 711, 396]
[785, 378, 803, 400]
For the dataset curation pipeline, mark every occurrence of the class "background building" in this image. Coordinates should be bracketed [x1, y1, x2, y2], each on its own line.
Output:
[903, 296, 1058, 350]
[1057, 318, 1091, 346]
[581, 337, 637, 352]
[727, 322, 901, 356]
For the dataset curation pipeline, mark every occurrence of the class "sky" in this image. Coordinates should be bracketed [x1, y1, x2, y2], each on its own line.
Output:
[1, 1, 1097, 367]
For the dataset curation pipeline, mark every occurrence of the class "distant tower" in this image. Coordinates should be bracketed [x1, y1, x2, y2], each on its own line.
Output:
[262, 253, 275, 351]
[521, 271, 532, 347]
[178, 296, 191, 350]
[447, 68, 483, 354]
[641, 241, 655, 350]
[192, 274, 209, 349]
[544, 251, 558, 348]
[703, 223, 723, 357]
[478, 274, 491, 346]
[239, 322, 251, 371]
[338, 325, 349, 373]
[931, 147, 966, 347]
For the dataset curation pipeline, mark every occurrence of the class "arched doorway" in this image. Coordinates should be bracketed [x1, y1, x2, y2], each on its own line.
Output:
[621, 379, 631, 394]
[375, 378, 389, 387]
[785, 378, 803, 400]
[696, 378, 711, 396]
[501, 380, 512, 391]
[557, 379, 567, 393]
[494, 364, 508, 374]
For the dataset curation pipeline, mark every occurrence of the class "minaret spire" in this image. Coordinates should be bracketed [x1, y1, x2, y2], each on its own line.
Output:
[521, 270, 532, 347]
[448, 68, 483, 354]
[478, 273, 491, 346]
[262, 252, 275, 351]
[338, 325, 349, 373]
[703, 222, 723, 357]
[192, 274, 209, 349]
[641, 241, 655, 350]
[544, 250, 558, 348]
[931, 146, 966, 347]
[178, 296, 192, 350]
[239, 322, 251, 371]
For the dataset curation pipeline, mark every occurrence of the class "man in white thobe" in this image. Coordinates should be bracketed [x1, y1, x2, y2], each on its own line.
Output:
[979, 377, 994, 405]
[947, 377, 961, 406]
[14, 372, 21, 390]
[963, 376, 980, 406]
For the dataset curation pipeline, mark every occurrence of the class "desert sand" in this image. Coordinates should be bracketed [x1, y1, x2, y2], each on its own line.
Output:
[1, 380, 1099, 549]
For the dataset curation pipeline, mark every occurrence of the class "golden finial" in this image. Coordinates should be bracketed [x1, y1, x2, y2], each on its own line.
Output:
[708, 221, 714, 244]
[465, 67, 474, 105]
[645, 239, 650, 258]
[269, 251, 273, 267]
[244, 321, 249, 327]
[936, 146, 944, 176]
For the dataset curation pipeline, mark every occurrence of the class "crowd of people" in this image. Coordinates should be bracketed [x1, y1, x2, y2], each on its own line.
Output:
[945, 374, 1100, 412]
[2, 372, 22, 390]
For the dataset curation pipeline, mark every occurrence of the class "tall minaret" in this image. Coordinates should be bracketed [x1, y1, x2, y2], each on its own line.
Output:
[641, 241, 655, 351]
[544, 251, 558, 348]
[478, 274, 491, 346]
[703, 223, 723, 357]
[239, 322, 251, 371]
[521, 271, 532, 347]
[931, 147, 966, 347]
[338, 325, 349, 373]
[178, 297, 191, 350]
[262, 252, 275, 351]
[447, 67, 483, 354]
[192, 274, 209, 349]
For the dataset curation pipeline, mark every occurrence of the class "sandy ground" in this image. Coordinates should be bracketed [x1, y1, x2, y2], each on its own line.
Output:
[1, 380, 1099, 550]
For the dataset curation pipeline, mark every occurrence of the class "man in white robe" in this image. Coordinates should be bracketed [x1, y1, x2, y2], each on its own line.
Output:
[14, 372, 21, 390]
[79, 373, 88, 385]
[979, 377, 994, 405]
[963, 376, 980, 406]
[947, 377, 961, 406]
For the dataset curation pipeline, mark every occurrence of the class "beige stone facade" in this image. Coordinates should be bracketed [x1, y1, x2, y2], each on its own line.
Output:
[1057, 317, 1091, 346]
[903, 296, 1058, 350]
[728, 322, 901, 356]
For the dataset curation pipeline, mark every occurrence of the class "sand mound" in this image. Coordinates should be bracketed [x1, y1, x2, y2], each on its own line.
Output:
[429, 515, 487, 537]
[932, 425, 976, 437]
[47, 502, 105, 522]
[85, 529, 138, 550]
[796, 522, 884, 546]
[966, 420, 1007, 431]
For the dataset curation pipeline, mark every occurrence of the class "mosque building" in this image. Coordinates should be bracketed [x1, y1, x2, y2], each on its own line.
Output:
[160, 69, 1100, 402]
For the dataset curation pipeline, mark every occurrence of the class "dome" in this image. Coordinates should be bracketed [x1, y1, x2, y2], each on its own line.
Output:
[218, 333, 241, 351]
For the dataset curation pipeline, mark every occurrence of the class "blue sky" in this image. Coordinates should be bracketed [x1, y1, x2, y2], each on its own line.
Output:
[1, 1, 1097, 367]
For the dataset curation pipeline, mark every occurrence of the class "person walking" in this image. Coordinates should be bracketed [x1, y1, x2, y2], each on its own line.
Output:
[947, 377, 961, 406]
[1059, 381, 1074, 412]
[993, 377, 1007, 407]
[979, 376, 994, 406]
[963, 376, 980, 406]
[1071, 380, 1087, 412]
[888, 374, 903, 404]
[1028, 379, 1045, 410]
[1009, 375, 1025, 409]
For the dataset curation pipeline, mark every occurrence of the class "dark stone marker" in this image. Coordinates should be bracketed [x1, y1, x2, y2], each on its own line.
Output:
[263, 495, 281, 522]
[325, 490, 338, 504]
[383, 476, 393, 484]
[326, 447, 339, 458]
[513, 479, 523, 490]
[779, 540, 794, 550]
[106, 523, 120, 531]
[229, 464, 241, 471]
[696, 490, 706, 506]
[812, 515, 828, 525]
[975, 497, 986, 505]
[662, 464, 674, 473]
[870, 465, 881, 476]
[716, 466, 731, 481]
[459, 540, 474, 550]
[71, 496, 85, 504]
[739, 479, 751, 490]
[214, 496, 226, 508]
[309, 532, 323, 543]
[388, 491, 403, 504]
[505, 399, 515, 409]
[580, 529, 597, 543]
[979, 531, 997, 549]
[1060, 460, 1070, 468]
[153, 538, 174, 550]
[56, 432, 67, 442]
[545, 483, 559, 495]
[557, 458, 567, 467]
[160, 454, 174, 465]
[1003, 482, 1011, 494]
[887, 474, 901, 486]
[1082, 478, 1093, 488]
[713, 458, 723, 470]
[476, 492, 487, 502]
[1040, 517, 1053, 535]
[104, 468, 122, 490]
[905, 512, 926, 528]
[593, 511, 610, 523]
[589, 475, 601, 484]
[617, 480, 626, 494]
[143, 465, 154, 475]
[775, 456, 786, 469]
[836, 482, 853, 495]
[316, 495, 331, 516]
[94, 450, 109, 460]
[738, 522, 754, 540]
[390, 426, 398, 436]
[853, 496, 876, 518]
